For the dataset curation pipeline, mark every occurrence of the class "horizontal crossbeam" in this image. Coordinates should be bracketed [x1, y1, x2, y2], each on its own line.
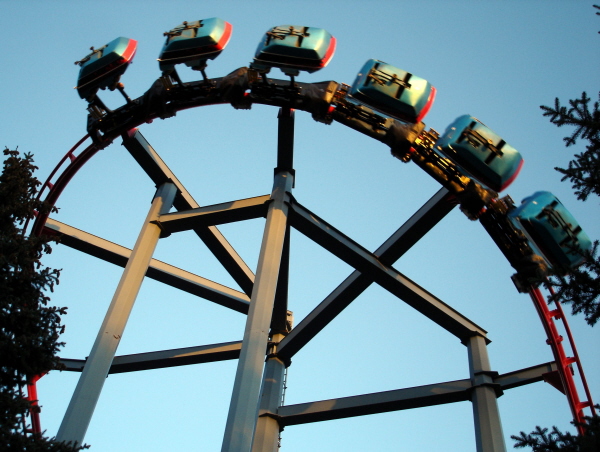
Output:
[60, 341, 243, 374]
[279, 379, 471, 426]
[44, 218, 250, 313]
[156, 195, 271, 234]
[277, 361, 557, 426]
[494, 361, 557, 390]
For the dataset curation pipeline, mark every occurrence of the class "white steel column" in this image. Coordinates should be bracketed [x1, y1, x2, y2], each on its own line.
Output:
[467, 335, 506, 452]
[56, 182, 177, 445]
[221, 172, 293, 452]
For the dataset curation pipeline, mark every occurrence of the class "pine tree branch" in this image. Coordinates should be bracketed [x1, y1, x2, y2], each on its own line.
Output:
[548, 241, 600, 326]
[511, 406, 600, 451]
[0, 148, 86, 451]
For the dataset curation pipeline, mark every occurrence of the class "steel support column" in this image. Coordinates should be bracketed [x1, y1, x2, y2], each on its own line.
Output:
[467, 335, 506, 452]
[56, 182, 177, 445]
[252, 333, 287, 452]
[250, 107, 294, 451]
[221, 171, 294, 452]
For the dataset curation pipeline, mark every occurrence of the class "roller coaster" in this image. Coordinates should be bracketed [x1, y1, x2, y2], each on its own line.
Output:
[23, 20, 595, 452]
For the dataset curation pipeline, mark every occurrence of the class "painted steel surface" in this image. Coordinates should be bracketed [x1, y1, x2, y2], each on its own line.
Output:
[252, 25, 336, 75]
[350, 59, 436, 123]
[435, 115, 523, 192]
[28, 21, 593, 445]
[158, 18, 232, 71]
[75, 37, 137, 99]
[510, 191, 592, 273]
[56, 183, 178, 444]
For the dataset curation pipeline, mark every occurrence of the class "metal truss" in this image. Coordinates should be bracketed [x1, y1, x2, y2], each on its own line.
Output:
[29, 70, 587, 451]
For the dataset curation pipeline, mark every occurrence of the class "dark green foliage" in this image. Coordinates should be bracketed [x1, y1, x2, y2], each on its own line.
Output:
[540, 3, 600, 205]
[540, 89, 600, 327]
[538, 7, 600, 326]
[513, 6, 600, 450]
[511, 407, 600, 451]
[540, 91, 600, 202]
[548, 241, 600, 326]
[0, 148, 85, 451]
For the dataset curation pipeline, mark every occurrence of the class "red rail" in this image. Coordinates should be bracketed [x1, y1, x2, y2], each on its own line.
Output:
[529, 286, 596, 434]
[26, 374, 43, 435]
[25, 135, 98, 435]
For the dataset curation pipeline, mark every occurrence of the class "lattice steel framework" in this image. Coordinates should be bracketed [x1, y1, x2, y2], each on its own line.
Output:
[27, 66, 595, 452]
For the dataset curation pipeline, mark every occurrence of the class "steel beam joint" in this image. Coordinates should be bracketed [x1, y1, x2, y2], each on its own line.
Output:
[470, 371, 504, 399]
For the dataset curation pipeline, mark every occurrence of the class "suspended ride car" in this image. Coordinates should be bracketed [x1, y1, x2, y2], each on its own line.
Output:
[75, 37, 137, 101]
[158, 18, 232, 72]
[251, 25, 336, 76]
[435, 115, 523, 192]
[349, 59, 436, 124]
[509, 191, 592, 274]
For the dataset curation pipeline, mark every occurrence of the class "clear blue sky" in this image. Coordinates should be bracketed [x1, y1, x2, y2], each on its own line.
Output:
[1, 1, 599, 450]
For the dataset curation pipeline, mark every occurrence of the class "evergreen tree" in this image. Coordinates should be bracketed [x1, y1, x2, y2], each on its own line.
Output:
[511, 5, 599, 450]
[0, 148, 84, 451]
[539, 8, 600, 327]
[510, 92, 600, 447]
[512, 407, 600, 452]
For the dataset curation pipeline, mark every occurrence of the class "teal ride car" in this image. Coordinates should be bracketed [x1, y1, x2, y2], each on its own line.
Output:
[75, 37, 137, 100]
[350, 59, 436, 124]
[435, 115, 524, 192]
[251, 25, 336, 76]
[510, 191, 592, 274]
[158, 18, 233, 72]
